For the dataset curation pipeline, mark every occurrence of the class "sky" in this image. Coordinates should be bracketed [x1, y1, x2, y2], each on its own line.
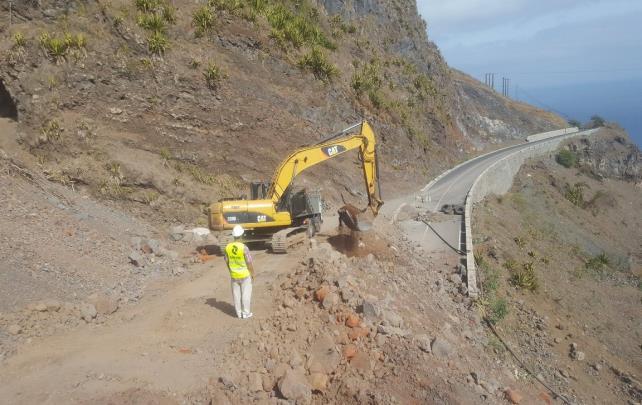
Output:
[416, 0, 642, 145]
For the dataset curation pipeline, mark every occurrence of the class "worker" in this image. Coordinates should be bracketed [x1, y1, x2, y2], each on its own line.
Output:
[224, 225, 255, 319]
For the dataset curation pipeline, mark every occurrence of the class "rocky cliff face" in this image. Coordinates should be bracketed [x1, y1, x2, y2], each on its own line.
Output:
[567, 127, 641, 183]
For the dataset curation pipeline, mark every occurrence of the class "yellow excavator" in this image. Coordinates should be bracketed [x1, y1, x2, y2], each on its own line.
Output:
[207, 121, 383, 252]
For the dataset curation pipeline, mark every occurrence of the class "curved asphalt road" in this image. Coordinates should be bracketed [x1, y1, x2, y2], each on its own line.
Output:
[387, 131, 583, 253]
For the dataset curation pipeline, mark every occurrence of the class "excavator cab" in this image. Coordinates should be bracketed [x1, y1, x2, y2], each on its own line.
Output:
[250, 181, 270, 200]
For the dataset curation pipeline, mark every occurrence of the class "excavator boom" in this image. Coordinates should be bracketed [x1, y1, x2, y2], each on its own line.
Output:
[267, 121, 383, 214]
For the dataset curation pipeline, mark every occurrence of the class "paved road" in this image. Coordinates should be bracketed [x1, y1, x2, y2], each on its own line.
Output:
[386, 132, 578, 253]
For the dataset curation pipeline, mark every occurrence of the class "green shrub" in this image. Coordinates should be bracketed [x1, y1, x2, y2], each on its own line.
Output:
[556, 149, 577, 168]
[203, 62, 224, 89]
[585, 253, 609, 273]
[568, 119, 581, 128]
[137, 12, 166, 32]
[40, 119, 64, 143]
[487, 297, 508, 324]
[329, 14, 356, 38]
[161, 3, 176, 23]
[135, 0, 159, 12]
[209, 0, 244, 14]
[351, 59, 386, 107]
[589, 115, 606, 128]
[351, 59, 382, 93]
[565, 182, 587, 207]
[39, 33, 67, 58]
[265, 3, 334, 49]
[39, 32, 87, 60]
[147, 31, 168, 54]
[509, 262, 539, 291]
[297, 47, 339, 82]
[513, 236, 526, 249]
[413, 74, 438, 101]
[193, 6, 215, 37]
[13, 32, 26, 48]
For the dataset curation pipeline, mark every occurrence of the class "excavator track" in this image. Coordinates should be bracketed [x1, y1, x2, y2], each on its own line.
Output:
[271, 227, 307, 253]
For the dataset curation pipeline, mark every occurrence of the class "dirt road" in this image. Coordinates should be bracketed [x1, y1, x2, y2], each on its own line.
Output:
[0, 250, 298, 404]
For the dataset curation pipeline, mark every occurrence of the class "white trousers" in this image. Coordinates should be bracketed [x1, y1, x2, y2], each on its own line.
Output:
[230, 277, 252, 318]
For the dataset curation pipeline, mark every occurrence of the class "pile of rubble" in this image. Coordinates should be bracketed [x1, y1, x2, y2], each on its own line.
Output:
[194, 237, 512, 404]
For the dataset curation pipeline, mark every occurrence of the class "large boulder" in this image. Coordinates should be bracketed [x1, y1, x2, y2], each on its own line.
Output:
[278, 369, 311, 404]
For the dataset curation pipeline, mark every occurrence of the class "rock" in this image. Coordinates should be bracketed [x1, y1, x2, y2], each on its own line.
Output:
[345, 313, 360, 328]
[307, 334, 340, 374]
[554, 337, 562, 344]
[449, 273, 462, 284]
[343, 344, 357, 359]
[129, 251, 144, 267]
[430, 337, 453, 358]
[219, 376, 237, 390]
[322, 292, 339, 309]
[170, 232, 183, 242]
[248, 372, 263, 392]
[109, 107, 123, 115]
[361, 299, 382, 319]
[282, 296, 296, 309]
[144, 239, 161, 254]
[570, 342, 585, 360]
[33, 302, 47, 312]
[130, 236, 142, 250]
[504, 388, 523, 404]
[348, 327, 369, 341]
[315, 286, 329, 302]
[8, 324, 22, 335]
[538, 392, 552, 404]
[278, 369, 311, 403]
[79, 303, 97, 322]
[42, 299, 61, 312]
[273, 363, 289, 379]
[377, 324, 407, 337]
[289, 351, 303, 367]
[308, 373, 328, 392]
[416, 335, 432, 353]
[87, 293, 119, 315]
[350, 351, 371, 371]
[383, 310, 403, 328]
[262, 374, 274, 392]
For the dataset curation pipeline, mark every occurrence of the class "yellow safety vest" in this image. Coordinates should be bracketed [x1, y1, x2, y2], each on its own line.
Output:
[225, 242, 250, 279]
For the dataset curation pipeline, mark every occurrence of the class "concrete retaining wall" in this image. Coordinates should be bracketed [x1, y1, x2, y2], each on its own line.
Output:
[526, 127, 578, 142]
[464, 128, 598, 298]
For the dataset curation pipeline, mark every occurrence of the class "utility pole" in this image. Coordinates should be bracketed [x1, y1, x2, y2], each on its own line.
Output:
[501, 77, 511, 97]
[9, 1, 13, 27]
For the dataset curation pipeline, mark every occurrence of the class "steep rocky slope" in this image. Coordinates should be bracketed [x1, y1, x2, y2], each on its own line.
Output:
[1, 0, 565, 227]
[474, 129, 642, 405]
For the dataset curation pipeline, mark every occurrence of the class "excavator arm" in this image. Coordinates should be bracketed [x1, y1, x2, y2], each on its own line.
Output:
[267, 121, 383, 215]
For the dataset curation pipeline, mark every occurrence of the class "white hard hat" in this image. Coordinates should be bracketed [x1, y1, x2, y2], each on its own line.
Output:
[232, 225, 244, 238]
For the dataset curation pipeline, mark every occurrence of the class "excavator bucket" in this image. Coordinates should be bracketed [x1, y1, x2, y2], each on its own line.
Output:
[338, 204, 373, 232]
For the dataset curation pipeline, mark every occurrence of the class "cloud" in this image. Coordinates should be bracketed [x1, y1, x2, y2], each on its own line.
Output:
[441, 12, 642, 87]
[418, 0, 640, 46]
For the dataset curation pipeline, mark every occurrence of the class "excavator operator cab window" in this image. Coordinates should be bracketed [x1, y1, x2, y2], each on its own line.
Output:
[250, 181, 270, 200]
